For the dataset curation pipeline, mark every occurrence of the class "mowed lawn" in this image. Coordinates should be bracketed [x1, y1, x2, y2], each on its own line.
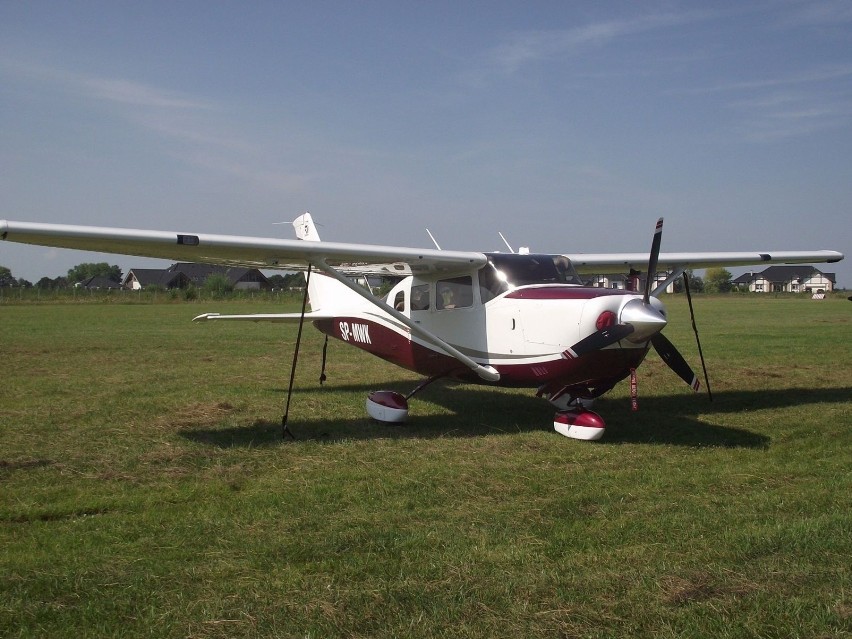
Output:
[1, 295, 850, 638]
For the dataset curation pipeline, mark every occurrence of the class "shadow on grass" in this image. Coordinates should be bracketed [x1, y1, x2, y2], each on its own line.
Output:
[178, 382, 850, 450]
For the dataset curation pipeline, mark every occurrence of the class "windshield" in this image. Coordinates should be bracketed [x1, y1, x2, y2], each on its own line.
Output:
[479, 253, 582, 301]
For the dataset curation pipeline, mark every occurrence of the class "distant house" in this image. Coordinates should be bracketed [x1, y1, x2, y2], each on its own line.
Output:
[586, 273, 629, 290]
[78, 276, 124, 290]
[123, 269, 190, 290]
[122, 263, 270, 291]
[585, 271, 675, 293]
[732, 265, 836, 293]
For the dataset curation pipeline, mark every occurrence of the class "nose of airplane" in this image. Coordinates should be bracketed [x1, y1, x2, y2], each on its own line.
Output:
[619, 297, 667, 342]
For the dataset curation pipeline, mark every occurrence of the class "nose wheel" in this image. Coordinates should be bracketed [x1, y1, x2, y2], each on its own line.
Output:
[553, 408, 606, 441]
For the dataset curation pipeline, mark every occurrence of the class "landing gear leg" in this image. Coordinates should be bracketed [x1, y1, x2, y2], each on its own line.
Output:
[540, 384, 596, 410]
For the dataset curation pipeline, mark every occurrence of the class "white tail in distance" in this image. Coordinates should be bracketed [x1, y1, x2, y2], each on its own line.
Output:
[292, 212, 367, 314]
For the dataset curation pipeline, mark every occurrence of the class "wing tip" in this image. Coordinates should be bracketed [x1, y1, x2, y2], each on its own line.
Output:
[192, 313, 220, 322]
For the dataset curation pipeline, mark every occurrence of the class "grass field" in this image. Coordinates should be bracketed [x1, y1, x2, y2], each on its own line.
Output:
[1, 295, 850, 638]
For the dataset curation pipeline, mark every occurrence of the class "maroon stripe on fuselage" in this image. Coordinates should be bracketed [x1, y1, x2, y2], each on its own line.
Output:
[313, 317, 649, 390]
[505, 286, 632, 300]
[314, 318, 461, 377]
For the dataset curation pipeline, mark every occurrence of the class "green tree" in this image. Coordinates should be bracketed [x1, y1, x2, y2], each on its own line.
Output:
[672, 269, 704, 293]
[704, 267, 733, 293]
[268, 273, 304, 290]
[267, 274, 287, 289]
[67, 263, 123, 284]
[202, 273, 233, 297]
[34, 275, 67, 289]
[0, 266, 14, 287]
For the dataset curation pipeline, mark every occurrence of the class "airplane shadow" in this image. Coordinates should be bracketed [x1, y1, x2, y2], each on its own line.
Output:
[178, 381, 850, 451]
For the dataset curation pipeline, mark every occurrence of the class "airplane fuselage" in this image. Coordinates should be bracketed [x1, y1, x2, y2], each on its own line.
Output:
[310, 254, 660, 400]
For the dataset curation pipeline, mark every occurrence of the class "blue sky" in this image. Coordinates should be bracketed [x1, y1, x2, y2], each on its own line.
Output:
[1, 1, 850, 286]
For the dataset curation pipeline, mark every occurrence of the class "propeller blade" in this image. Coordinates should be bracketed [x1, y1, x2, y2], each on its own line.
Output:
[682, 272, 713, 401]
[651, 333, 700, 392]
[564, 324, 635, 359]
[644, 217, 664, 302]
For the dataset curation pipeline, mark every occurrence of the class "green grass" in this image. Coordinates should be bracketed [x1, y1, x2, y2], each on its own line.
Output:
[1, 296, 850, 638]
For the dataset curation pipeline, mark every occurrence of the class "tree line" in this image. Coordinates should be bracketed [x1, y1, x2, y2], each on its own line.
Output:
[0, 262, 304, 291]
[2, 262, 738, 292]
[1, 262, 123, 289]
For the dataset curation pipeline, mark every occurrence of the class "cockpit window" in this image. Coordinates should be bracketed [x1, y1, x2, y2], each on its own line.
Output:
[478, 263, 511, 303]
[437, 276, 473, 310]
[479, 253, 582, 301]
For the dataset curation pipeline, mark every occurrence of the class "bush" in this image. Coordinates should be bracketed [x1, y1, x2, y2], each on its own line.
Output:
[202, 274, 233, 298]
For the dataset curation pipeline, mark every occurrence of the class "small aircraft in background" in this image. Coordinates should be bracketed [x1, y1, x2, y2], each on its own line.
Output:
[1, 214, 843, 440]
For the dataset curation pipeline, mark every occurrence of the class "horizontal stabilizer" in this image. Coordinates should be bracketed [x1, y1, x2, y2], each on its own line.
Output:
[192, 312, 336, 323]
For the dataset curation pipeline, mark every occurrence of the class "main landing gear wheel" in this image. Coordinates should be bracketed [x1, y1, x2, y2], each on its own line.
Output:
[366, 390, 409, 423]
[366, 375, 444, 424]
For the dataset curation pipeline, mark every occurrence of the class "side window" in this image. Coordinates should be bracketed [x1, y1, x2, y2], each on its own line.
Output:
[437, 276, 473, 310]
[411, 284, 430, 311]
[392, 291, 405, 311]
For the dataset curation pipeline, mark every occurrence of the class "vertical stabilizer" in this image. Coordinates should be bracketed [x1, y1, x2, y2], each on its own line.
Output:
[293, 212, 321, 241]
[291, 212, 364, 314]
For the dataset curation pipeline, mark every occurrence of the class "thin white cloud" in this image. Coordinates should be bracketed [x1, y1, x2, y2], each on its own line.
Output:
[671, 63, 852, 142]
[81, 77, 210, 110]
[0, 57, 212, 110]
[772, 0, 852, 28]
[677, 64, 852, 95]
[733, 95, 852, 142]
[1, 57, 314, 192]
[484, 11, 709, 76]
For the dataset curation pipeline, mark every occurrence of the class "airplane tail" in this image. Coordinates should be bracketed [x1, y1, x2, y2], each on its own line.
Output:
[292, 212, 361, 313]
[293, 212, 322, 241]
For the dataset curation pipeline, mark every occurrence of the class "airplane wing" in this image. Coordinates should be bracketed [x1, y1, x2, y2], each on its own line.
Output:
[0, 220, 486, 276]
[565, 250, 844, 274]
[1, 220, 842, 276]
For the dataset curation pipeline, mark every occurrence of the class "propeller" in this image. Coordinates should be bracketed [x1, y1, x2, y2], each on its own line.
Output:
[651, 333, 700, 390]
[563, 323, 635, 359]
[564, 217, 711, 399]
[640, 218, 707, 395]
[644, 218, 663, 303]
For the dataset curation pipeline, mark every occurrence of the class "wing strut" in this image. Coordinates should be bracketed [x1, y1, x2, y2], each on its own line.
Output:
[313, 259, 500, 382]
[282, 264, 313, 439]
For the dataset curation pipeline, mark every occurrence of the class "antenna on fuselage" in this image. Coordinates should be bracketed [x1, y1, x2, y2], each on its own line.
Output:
[498, 232, 515, 254]
[426, 229, 442, 250]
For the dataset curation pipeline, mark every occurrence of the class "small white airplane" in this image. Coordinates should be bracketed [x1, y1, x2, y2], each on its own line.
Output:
[1, 214, 844, 440]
